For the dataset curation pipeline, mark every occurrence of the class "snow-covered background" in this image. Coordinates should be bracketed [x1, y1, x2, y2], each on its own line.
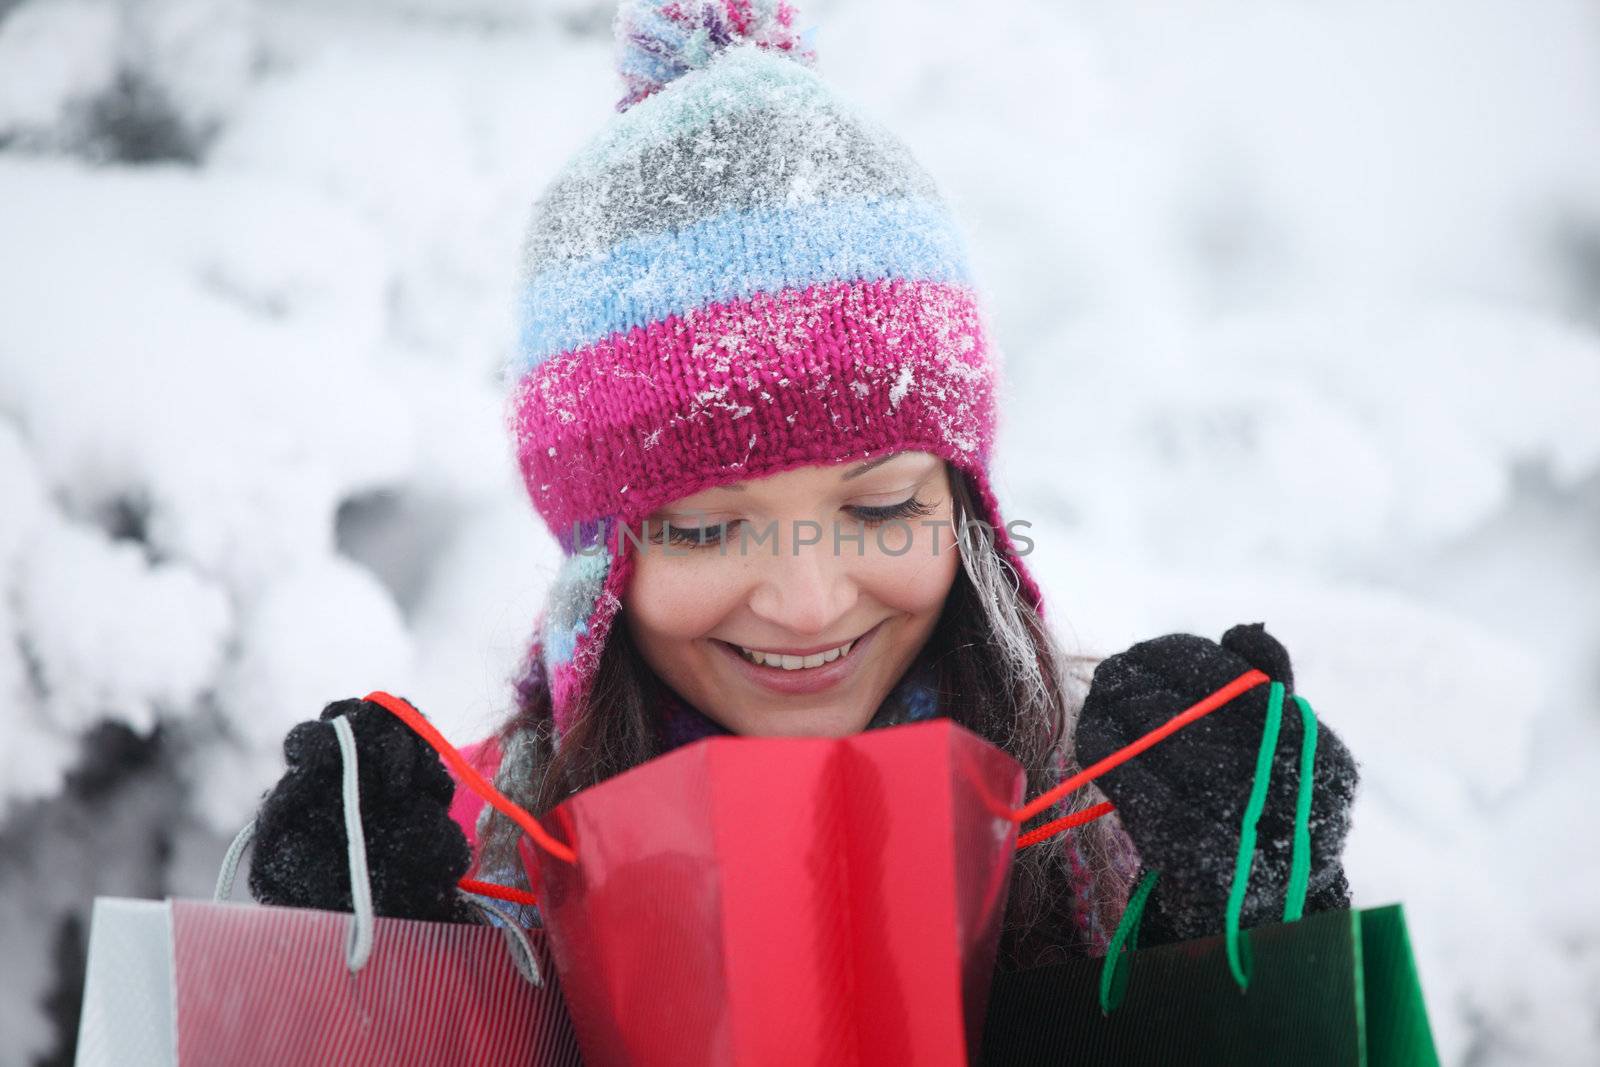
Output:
[1, 0, 1596, 1062]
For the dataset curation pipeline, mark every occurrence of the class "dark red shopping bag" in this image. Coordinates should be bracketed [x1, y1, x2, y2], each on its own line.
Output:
[526, 720, 1024, 1067]
[77, 710, 584, 1067]
[169, 900, 579, 1065]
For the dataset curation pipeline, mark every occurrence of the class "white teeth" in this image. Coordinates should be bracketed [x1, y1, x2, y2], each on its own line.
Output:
[738, 637, 856, 670]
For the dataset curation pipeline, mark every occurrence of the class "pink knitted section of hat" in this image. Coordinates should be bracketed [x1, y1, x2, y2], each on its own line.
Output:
[508, 276, 995, 541]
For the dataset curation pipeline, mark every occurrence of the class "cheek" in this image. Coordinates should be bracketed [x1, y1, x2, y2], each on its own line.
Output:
[624, 555, 741, 642]
[858, 518, 961, 612]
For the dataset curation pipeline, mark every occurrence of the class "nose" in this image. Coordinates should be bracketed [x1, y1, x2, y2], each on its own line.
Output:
[744, 523, 859, 639]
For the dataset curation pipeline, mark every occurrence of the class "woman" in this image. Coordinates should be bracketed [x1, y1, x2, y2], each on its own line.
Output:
[247, 0, 1358, 972]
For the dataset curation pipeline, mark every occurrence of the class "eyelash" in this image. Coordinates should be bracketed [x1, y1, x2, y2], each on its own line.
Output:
[654, 496, 938, 548]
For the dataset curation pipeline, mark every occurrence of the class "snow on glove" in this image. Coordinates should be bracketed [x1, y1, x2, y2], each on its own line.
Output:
[1075, 622, 1359, 947]
[248, 696, 476, 924]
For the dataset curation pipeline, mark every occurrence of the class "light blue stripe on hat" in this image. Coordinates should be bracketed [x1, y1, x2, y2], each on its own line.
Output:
[516, 194, 972, 371]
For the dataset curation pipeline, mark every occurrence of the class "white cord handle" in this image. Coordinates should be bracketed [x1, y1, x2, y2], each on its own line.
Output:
[214, 818, 256, 903]
[331, 715, 376, 972]
[215, 712, 544, 984]
[459, 894, 545, 987]
[212, 715, 377, 972]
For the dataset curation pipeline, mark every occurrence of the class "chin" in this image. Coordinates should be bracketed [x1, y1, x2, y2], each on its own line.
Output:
[729, 707, 872, 739]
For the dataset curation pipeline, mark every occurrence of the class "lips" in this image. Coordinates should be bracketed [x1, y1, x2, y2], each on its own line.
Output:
[715, 620, 885, 697]
[734, 634, 857, 668]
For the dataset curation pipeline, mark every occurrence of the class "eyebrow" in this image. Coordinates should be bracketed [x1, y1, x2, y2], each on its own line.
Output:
[714, 451, 907, 492]
[842, 451, 908, 481]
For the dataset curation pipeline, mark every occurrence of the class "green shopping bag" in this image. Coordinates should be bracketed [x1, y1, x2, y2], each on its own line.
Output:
[979, 902, 1437, 1065]
[981, 680, 1439, 1065]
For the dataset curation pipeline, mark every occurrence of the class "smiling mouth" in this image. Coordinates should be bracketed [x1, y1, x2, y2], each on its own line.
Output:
[717, 623, 879, 672]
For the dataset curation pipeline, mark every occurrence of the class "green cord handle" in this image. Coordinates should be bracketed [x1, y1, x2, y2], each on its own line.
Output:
[1099, 868, 1160, 1015]
[1223, 681, 1286, 990]
[1282, 694, 1319, 923]
[1099, 681, 1323, 1010]
[1224, 682, 1322, 991]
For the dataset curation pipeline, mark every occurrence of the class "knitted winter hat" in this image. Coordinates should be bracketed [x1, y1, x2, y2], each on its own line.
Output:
[506, 0, 1045, 737]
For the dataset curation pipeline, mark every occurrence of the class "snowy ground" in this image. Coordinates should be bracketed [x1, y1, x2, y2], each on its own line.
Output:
[2, 0, 1597, 1063]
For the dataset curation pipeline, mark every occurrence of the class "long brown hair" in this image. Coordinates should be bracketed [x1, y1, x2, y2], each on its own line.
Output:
[477, 462, 1136, 968]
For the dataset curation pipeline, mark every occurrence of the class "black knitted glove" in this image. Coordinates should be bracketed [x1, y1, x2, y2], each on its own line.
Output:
[1075, 622, 1359, 947]
[248, 696, 476, 924]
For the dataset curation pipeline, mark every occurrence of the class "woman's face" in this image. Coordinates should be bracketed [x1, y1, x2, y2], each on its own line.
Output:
[623, 450, 960, 737]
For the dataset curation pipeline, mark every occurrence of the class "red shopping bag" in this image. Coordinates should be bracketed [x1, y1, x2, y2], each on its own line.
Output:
[525, 719, 1025, 1067]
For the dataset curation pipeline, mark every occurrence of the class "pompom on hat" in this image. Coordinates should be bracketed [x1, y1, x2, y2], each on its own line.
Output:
[506, 0, 1046, 736]
[613, 0, 819, 112]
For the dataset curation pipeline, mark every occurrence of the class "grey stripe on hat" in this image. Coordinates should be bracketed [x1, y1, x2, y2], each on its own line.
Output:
[522, 100, 942, 275]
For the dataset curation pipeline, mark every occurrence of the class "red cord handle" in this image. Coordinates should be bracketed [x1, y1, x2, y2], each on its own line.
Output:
[1015, 801, 1117, 849]
[363, 691, 577, 866]
[365, 668, 1272, 898]
[1009, 668, 1271, 849]
[459, 877, 541, 908]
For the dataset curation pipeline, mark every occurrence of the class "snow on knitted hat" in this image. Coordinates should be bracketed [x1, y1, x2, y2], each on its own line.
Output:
[506, 0, 1046, 736]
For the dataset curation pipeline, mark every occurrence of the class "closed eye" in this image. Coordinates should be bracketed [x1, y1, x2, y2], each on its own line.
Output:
[845, 496, 937, 524]
[652, 496, 937, 548]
